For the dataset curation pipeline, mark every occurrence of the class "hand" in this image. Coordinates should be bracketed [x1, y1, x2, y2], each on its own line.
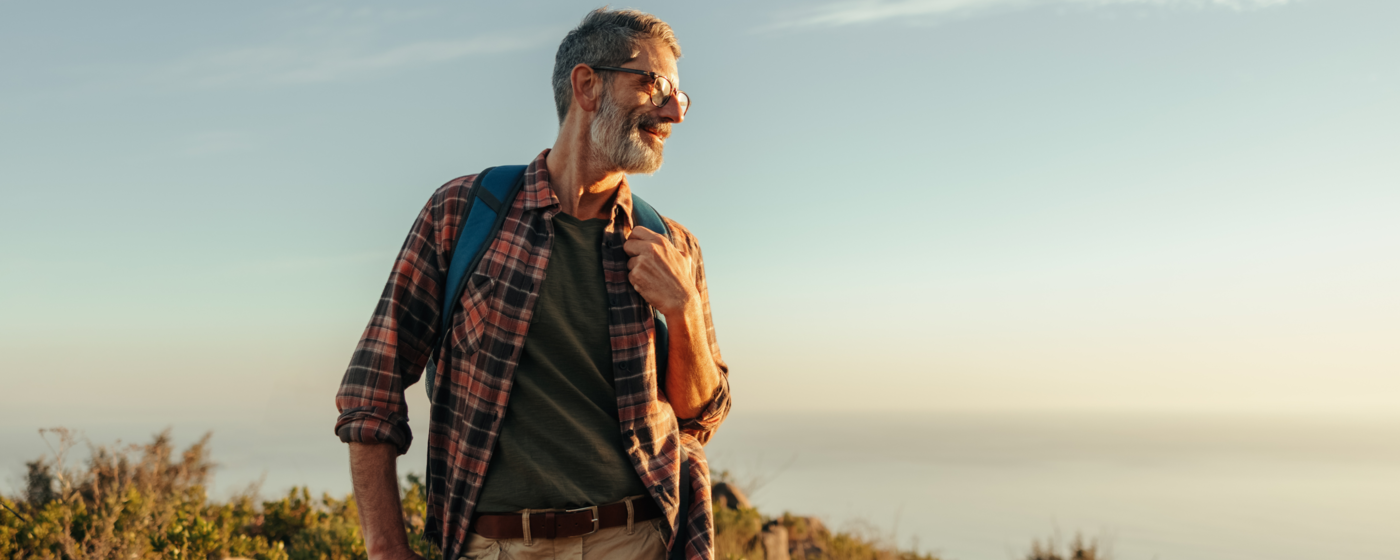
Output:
[623, 226, 696, 318]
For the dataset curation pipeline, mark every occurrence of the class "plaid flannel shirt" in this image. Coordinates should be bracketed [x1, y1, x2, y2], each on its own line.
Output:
[335, 149, 731, 560]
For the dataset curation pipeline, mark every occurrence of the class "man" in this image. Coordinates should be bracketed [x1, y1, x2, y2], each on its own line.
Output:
[334, 9, 731, 560]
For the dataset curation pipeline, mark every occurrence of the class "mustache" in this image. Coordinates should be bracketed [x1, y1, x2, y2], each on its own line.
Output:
[636, 114, 671, 138]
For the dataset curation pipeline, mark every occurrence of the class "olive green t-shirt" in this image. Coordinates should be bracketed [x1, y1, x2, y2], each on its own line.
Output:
[476, 213, 648, 512]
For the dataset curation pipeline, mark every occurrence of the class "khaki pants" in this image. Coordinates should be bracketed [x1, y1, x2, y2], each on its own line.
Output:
[460, 516, 668, 560]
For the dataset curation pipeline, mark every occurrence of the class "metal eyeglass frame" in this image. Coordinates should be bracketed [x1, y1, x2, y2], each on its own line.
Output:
[590, 65, 690, 116]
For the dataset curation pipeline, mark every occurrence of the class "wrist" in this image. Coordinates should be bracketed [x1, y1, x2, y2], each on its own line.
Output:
[660, 292, 701, 324]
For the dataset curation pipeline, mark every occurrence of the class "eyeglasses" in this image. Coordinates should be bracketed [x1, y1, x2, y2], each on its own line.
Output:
[590, 66, 690, 117]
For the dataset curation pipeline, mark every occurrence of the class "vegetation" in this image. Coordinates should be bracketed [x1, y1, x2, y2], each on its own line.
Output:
[2, 430, 1106, 560]
[0, 429, 438, 560]
[712, 504, 941, 560]
[1024, 533, 1108, 560]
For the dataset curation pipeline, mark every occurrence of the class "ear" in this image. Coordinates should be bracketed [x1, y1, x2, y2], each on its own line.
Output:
[570, 63, 602, 114]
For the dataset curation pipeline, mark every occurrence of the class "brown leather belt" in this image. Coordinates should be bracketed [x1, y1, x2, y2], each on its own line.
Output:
[471, 498, 663, 540]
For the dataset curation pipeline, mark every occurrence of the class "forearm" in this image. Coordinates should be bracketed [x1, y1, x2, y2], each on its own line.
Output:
[623, 224, 728, 425]
[663, 299, 721, 420]
[348, 442, 416, 560]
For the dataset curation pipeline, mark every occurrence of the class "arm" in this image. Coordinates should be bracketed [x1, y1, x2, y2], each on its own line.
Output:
[335, 179, 468, 554]
[624, 225, 731, 442]
[349, 443, 422, 560]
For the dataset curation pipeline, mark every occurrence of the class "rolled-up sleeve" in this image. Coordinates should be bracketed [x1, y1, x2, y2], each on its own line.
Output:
[334, 188, 454, 455]
[672, 227, 731, 445]
[678, 381, 729, 444]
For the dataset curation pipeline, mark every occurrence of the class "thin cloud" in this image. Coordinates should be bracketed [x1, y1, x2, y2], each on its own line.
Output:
[769, 0, 1300, 29]
[168, 27, 562, 88]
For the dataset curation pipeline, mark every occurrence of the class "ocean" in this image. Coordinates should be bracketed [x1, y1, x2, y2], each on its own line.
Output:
[3, 409, 1396, 560]
[704, 410, 1400, 560]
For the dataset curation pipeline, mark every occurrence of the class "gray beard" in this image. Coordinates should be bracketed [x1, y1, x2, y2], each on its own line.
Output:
[589, 93, 664, 175]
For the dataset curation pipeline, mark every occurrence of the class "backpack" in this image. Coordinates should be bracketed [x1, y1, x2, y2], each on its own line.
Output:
[422, 164, 691, 558]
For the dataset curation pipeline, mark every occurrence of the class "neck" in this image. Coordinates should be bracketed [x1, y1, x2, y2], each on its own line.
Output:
[546, 117, 627, 221]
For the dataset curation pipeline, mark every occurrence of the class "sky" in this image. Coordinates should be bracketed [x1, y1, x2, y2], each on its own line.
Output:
[1, 0, 1397, 452]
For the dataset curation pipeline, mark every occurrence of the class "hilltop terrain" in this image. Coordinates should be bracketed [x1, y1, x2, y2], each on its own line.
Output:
[1, 430, 1103, 560]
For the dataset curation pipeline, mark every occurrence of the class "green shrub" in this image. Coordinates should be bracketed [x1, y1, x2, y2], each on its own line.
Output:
[0, 429, 436, 560]
[713, 506, 941, 560]
[2, 429, 1101, 560]
[713, 503, 765, 559]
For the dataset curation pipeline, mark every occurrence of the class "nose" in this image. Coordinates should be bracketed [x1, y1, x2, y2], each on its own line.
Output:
[658, 94, 684, 124]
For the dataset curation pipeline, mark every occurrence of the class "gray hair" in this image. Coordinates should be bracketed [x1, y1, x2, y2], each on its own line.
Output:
[552, 8, 682, 124]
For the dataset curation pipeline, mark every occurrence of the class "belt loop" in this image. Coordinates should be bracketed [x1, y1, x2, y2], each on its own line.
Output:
[624, 496, 636, 535]
[521, 509, 533, 546]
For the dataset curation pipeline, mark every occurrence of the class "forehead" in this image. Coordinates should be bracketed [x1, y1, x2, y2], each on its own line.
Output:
[625, 40, 680, 85]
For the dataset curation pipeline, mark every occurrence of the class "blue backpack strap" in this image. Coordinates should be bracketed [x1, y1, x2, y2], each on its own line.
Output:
[426, 164, 527, 397]
[441, 165, 527, 332]
[630, 193, 671, 380]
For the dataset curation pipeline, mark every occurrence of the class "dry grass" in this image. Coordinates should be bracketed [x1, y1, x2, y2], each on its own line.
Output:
[0, 429, 436, 560]
[1025, 533, 1110, 560]
[713, 507, 942, 560]
[3, 429, 1105, 560]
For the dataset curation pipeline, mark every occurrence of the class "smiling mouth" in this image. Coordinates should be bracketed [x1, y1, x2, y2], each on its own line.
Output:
[640, 125, 666, 140]
[638, 118, 670, 141]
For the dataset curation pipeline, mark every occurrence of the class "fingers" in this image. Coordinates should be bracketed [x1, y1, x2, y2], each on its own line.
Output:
[627, 225, 672, 250]
[626, 263, 650, 299]
[623, 234, 666, 258]
[623, 235, 657, 256]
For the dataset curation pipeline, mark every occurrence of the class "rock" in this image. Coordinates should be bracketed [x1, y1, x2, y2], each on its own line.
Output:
[711, 481, 752, 510]
[781, 515, 829, 559]
[760, 523, 791, 560]
[795, 516, 827, 537]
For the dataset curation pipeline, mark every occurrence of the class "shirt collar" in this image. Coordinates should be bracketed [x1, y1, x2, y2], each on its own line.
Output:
[524, 148, 638, 237]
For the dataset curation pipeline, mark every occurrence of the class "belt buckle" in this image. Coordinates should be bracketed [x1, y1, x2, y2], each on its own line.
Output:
[565, 505, 600, 536]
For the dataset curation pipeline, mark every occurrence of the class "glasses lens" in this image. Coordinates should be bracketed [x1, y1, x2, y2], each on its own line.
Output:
[653, 76, 672, 106]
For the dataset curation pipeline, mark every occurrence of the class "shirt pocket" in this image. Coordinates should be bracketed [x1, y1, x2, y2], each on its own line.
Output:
[450, 271, 497, 356]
